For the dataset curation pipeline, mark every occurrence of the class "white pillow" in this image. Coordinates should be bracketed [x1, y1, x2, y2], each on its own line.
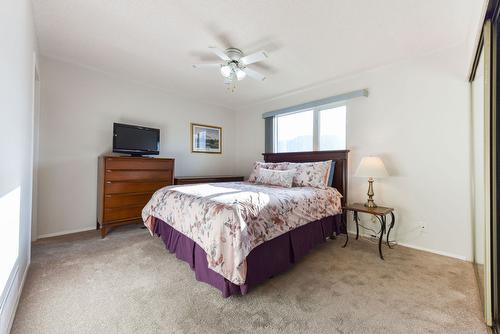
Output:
[287, 160, 332, 189]
[255, 167, 295, 188]
[248, 161, 290, 182]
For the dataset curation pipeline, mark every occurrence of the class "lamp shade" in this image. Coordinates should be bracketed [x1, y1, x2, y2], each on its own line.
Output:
[355, 156, 389, 178]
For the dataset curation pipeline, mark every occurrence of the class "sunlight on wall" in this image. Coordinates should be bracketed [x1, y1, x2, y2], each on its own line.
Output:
[0, 186, 21, 294]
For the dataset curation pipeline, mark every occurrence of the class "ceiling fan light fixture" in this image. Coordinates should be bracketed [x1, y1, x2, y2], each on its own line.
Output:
[220, 65, 232, 78]
[236, 68, 246, 81]
[194, 46, 268, 89]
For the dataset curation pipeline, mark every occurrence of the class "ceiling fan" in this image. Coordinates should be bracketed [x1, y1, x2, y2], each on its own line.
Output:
[192, 47, 269, 91]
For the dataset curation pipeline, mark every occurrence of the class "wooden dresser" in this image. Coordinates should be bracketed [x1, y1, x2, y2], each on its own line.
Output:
[174, 175, 244, 185]
[97, 156, 174, 237]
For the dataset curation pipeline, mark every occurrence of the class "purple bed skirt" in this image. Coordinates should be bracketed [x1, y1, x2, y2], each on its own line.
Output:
[154, 215, 343, 297]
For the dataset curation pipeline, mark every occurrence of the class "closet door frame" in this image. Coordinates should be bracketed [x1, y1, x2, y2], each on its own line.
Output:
[493, 4, 500, 330]
[470, 2, 499, 327]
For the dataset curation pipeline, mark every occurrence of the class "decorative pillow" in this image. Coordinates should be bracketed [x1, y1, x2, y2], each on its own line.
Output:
[255, 167, 295, 188]
[287, 160, 332, 189]
[247, 161, 290, 182]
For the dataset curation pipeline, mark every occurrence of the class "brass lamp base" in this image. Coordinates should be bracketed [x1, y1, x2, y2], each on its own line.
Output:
[365, 199, 377, 208]
[364, 177, 378, 208]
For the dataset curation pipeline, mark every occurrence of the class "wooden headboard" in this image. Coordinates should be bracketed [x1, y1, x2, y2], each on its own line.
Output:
[262, 150, 349, 207]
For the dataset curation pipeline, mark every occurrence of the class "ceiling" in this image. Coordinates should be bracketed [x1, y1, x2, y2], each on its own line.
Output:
[31, 0, 484, 110]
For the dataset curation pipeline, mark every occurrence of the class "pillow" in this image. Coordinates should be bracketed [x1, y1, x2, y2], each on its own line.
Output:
[247, 161, 289, 182]
[255, 167, 295, 188]
[287, 160, 332, 189]
[327, 161, 336, 186]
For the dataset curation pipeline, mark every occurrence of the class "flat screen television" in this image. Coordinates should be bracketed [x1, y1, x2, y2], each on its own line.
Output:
[113, 123, 160, 156]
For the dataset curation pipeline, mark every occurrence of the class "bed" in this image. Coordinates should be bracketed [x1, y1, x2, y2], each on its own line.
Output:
[142, 150, 349, 297]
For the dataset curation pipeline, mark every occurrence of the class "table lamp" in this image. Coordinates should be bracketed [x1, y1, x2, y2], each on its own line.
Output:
[355, 156, 388, 208]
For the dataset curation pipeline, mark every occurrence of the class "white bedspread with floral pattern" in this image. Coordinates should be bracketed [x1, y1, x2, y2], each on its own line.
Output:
[142, 182, 342, 285]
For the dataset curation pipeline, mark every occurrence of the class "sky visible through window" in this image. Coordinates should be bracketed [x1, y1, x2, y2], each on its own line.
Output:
[276, 110, 313, 152]
[320, 105, 346, 150]
[276, 105, 346, 152]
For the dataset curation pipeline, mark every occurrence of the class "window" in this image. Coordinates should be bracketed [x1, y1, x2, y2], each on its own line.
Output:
[319, 105, 346, 150]
[263, 89, 366, 153]
[276, 109, 314, 152]
[274, 105, 346, 153]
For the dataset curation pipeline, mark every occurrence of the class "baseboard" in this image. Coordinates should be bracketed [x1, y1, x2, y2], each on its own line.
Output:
[0, 261, 29, 334]
[346, 229, 469, 262]
[396, 242, 469, 262]
[37, 225, 95, 239]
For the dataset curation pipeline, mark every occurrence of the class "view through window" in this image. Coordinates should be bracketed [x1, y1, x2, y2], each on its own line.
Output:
[276, 109, 314, 152]
[275, 105, 346, 152]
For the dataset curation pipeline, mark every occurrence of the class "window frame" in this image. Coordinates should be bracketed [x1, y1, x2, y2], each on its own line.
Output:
[273, 102, 346, 153]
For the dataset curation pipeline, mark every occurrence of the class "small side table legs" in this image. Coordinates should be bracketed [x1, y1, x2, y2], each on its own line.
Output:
[375, 216, 386, 260]
[354, 211, 360, 240]
[342, 204, 396, 260]
[342, 216, 349, 248]
[386, 212, 395, 249]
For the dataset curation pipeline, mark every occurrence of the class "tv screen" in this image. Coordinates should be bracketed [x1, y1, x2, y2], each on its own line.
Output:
[113, 123, 160, 156]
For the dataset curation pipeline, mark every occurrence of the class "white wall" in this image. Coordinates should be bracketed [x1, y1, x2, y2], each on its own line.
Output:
[235, 44, 473, 260]
[37, 57, 237, 237]
[0, 1, 37, 333]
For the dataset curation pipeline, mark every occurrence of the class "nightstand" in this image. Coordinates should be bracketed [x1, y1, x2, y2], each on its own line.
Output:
[342, 203, 395, 260]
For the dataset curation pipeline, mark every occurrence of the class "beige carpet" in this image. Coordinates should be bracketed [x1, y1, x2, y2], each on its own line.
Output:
[11, 225, 489, 334]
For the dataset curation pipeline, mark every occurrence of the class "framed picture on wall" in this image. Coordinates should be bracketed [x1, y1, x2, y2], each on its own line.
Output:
[191, 123, 222, 154]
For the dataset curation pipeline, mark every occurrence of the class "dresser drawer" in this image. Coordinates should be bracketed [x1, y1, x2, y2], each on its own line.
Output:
[103, 205, 143, 222]
[104, 192, 154, 209]
[104, 181, 170, 194]
[105, 158, 173, 170]
[98, 155, 175, 237]
[105, 169, 172, 182]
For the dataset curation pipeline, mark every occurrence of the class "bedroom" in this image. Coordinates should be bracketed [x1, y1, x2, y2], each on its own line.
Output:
[1, 0, 498, 333]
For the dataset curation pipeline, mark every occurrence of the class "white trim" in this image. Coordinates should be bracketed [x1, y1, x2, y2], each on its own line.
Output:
[37, 225, 95, 239]
[397, 242, 469, 262]
[6, 263, 28, 334]
[346, 229, 469, 262]
[0, 261, 29, 334]
[0, 263, 19, 317]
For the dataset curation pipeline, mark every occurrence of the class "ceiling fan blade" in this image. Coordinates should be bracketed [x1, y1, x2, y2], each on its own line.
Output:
[239, 51, 268, 66]
[192, 63, 222, 69]
[242, 67, 266, 81]
[208, 46, 230, 61]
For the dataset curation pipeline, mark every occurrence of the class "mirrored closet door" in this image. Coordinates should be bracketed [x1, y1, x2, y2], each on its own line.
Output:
[471, 19, 493, 327]
[471, 33, 487, 322]
[470, 1, 500, 327]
